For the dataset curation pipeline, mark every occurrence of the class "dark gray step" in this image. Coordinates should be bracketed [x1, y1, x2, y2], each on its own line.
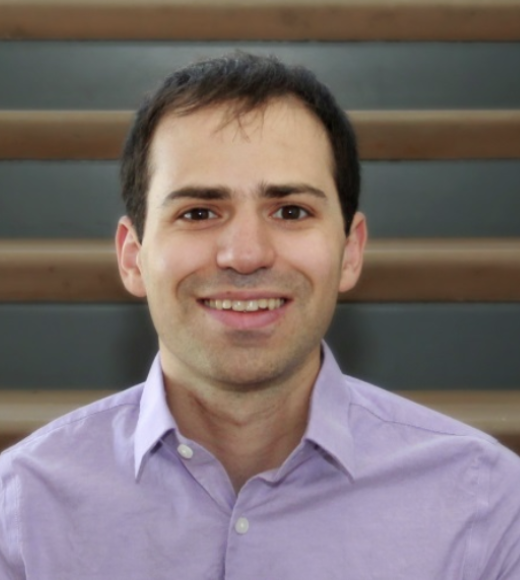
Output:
[1, 160, 519, 238]
[1, 42, 519, 110]
[0, 303, 518, 391]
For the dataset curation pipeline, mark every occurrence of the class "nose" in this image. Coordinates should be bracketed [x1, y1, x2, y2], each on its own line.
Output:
[216, 210, 275, 274]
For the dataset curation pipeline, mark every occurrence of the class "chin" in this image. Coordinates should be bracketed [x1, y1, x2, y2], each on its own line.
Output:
[203, 346, 315, 392]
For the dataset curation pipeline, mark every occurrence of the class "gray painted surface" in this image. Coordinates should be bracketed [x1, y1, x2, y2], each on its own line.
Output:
[1, 42, 520, 110]
[0, 305, 157, 389]
[0, 304, 518, 391]
[327, 304, 520, 390]
[361, 161, 520, 238]
[2, 160, 519, 238]
[0, 161, 124, 238]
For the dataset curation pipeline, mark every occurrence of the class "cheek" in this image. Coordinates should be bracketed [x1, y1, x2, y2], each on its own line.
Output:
[281, 234, 345, 290]
[142, 236, 215, 291]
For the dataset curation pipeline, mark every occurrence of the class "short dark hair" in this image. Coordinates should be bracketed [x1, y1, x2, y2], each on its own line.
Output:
[120, 52, 360, 240]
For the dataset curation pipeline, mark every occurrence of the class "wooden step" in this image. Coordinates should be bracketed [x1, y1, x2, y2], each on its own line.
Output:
[348, 239, 520, 302]
[1, 239, 519, 302]
[0, 240, 129, 302]
[0, 0, 519, 41]
[1, 389, 519, 454]
[1, 110, 519, 161]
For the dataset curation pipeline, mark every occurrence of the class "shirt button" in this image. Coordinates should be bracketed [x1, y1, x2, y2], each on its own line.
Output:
[177, 444, 194, 459]
[235, 517, 249, 535]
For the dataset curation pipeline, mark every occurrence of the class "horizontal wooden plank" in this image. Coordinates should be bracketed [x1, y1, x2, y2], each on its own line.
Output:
[1, 390, 519, 454]
[355, 111, 520, 160]
[0, 389, 115, 433]
[0, 111, 130, 160]
[1, 239, 519, 302]
[0, 240, 131, 302]
[1, 110, 519, 160]
[347, 239, 520, 302]
[0, 0, 519, 41]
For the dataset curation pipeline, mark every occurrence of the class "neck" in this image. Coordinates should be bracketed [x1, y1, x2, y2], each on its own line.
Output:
[163, 355, 320, 493]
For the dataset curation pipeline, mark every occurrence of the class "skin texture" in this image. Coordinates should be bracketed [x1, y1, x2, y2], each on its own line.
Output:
[116, 97, 366, 490]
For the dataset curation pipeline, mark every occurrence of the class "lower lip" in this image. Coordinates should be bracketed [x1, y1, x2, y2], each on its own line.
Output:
[200, 301, 289, 330]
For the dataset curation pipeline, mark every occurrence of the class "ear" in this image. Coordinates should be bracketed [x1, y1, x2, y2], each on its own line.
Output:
[115, 216, 147, 298]
[339, 212, 367, 293]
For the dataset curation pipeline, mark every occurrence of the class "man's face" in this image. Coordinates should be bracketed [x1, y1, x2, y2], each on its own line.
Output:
[117, 98, 365, 390]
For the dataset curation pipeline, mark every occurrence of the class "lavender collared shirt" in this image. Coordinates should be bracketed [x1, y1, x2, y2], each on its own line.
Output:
[1, 343, 520, 579]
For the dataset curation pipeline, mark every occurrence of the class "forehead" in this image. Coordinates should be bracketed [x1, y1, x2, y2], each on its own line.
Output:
[147, 97, 337, 198]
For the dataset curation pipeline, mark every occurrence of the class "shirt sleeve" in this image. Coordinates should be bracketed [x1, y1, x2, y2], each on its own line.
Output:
[0, 452, 25, 580]
[468, 442, 520, 579]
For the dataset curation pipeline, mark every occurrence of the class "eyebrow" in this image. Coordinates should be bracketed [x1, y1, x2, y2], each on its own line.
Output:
[260, 183, 327, 200]
[161, 182, 328, 206]
[162, 186, 231, 205]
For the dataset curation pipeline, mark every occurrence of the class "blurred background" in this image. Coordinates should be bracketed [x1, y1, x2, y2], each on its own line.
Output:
[0, 0, 519, 451]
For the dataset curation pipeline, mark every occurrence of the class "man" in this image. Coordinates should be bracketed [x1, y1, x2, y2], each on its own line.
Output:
[1, 53, 519, 578]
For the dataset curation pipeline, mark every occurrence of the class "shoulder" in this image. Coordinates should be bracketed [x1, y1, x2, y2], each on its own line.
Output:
[0, 385, 146, 574]
[0, 384, 144, 470]
[342, 376, 520, 575]
[345, 374, 499, 446]
[343, 374, 520, 502]
[342, 374, 520, 483]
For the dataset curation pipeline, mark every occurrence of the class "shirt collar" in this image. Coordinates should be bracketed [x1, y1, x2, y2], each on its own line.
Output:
[134, 343, 356, 479]
[304, 342, 356, 478]
[134, 353, 177, 478]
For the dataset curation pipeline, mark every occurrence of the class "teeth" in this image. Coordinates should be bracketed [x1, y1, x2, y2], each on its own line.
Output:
[205, 298, 285, 312]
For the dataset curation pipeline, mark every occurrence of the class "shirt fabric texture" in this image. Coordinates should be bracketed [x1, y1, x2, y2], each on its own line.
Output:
[1, 343, 519, 579]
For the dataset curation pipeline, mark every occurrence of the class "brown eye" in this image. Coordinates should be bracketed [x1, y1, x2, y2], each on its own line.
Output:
[273, 206, 309, 220]
[182, 208, 216, 221]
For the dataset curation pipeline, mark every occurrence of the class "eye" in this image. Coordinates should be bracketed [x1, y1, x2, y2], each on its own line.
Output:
[272, 205, 310, 220]
[181, 208, 217, 221]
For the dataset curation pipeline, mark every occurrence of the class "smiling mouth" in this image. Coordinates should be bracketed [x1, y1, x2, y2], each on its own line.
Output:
[203, 298, 286, 312]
